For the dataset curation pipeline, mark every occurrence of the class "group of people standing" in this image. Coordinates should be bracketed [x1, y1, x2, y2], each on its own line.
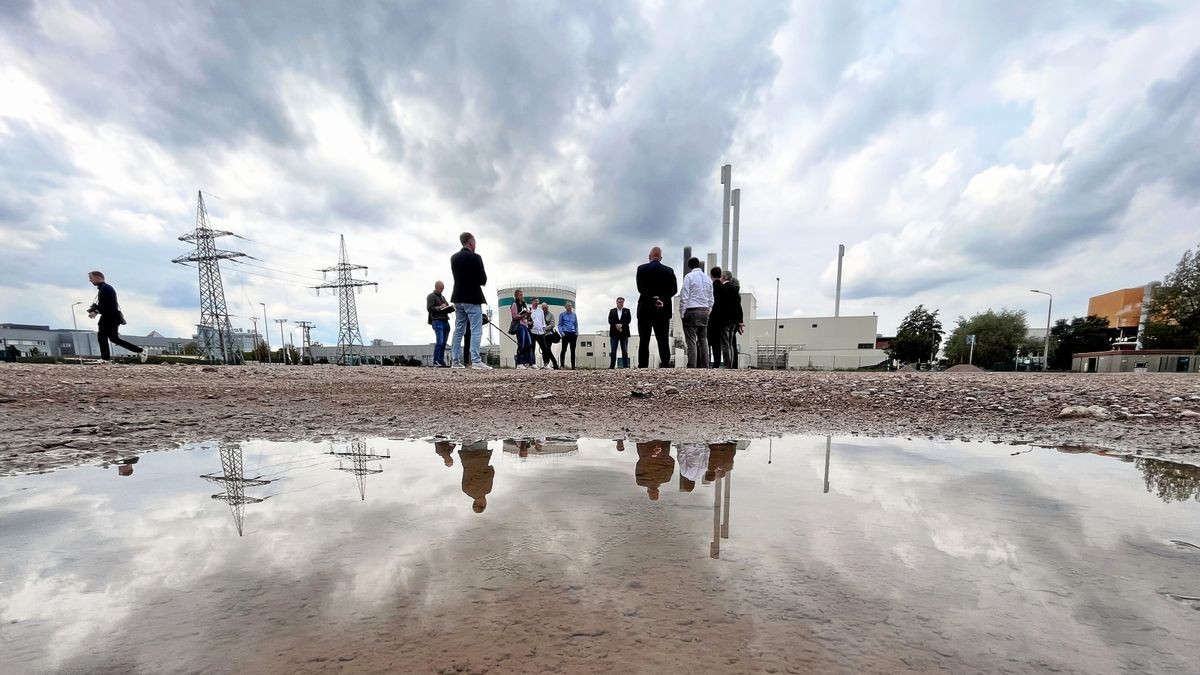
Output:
[428, 234, 744, 370]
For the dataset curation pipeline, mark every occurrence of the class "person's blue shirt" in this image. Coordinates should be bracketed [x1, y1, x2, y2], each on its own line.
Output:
[558, 311, 578, 333]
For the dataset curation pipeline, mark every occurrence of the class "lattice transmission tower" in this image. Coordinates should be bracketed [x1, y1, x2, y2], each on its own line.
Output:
[173, 191, 245, 364]
[328, 440, 390, 501]
[200, 444, 273, 536]
[294, 320, 314, 364]
[312, 235, 377, 365]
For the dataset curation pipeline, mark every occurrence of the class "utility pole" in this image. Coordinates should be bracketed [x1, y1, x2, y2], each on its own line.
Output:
[1030, 289, 1053, 371]
[274, 318, 289, 365]
[259, 303, 272, 364]
[249, 316, 261, 363]
[313, 235, 377, 366]
[772, 277, 780, 370]
[294, 321, 314, 365]
[172, 191, 245, 365]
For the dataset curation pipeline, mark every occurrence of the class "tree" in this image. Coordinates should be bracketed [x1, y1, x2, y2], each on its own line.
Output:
[944, 309, 1029, 368]
[1136, 457, 1200, 503]
[1144, 242, 1200, 351]
[181, 341, 201, 356]
[1048, 316, 1119, 370]
[887, 304, 944, 364]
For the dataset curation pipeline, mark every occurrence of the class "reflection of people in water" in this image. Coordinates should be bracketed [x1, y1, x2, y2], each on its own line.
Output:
[114, 456, 139, 477]
[635, 440, 674, 501]
[459, 440, 495, 513]
[434, 441, 456, 467]
[616, 440, 625, 452]
[705, 442, 736, 482]
[676, 442, 709, 492]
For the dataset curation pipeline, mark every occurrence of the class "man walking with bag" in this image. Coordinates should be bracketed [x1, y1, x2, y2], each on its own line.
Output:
[87, 271, 146, 362]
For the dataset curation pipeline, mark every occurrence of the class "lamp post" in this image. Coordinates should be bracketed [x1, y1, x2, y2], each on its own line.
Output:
[70, 302, 82, 362]
[1030, 289, 1052, 371]
[772, 277, 780, 370]
[260, 303, 272, 365]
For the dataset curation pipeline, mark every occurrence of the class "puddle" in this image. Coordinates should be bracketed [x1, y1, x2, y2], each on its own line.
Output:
[1, 436, 1198, 673]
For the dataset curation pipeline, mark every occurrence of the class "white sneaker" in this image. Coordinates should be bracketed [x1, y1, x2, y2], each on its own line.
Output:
[531, 364, 541, 369]
[138, 351, 148, 363]
[471, 362, 493, 370]
[516, 364, 528, 369]
[451, 362, 466, 369]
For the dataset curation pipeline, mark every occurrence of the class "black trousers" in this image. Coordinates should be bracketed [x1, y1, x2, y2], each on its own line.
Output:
[558, 333, 577, 369]
[98, 321, 142, 360]
[534, 334, 559, 367]
[708, 321, 723, 368]
[636, 312, 672, 368]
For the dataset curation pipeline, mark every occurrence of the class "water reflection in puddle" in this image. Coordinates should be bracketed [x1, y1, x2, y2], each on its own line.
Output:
[1, 436, 1198, 674]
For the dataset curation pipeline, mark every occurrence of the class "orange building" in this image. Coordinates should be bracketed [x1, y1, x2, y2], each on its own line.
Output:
[1087, 287, 1148, 338]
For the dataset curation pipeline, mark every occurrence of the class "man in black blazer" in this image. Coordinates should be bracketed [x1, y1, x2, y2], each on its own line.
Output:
[607, 296, 632, 369]
[449, 232, 492, 370]
[635, 246, 678, 368]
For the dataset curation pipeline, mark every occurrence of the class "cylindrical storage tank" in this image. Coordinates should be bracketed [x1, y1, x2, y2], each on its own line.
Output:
[496, 282, 578, 315]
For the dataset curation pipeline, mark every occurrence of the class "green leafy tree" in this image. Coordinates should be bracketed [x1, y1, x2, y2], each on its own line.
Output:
[181, 341, 201, 356]
[944, 309, 1029, 368]
[1048, 316, 1118, 370]
[887, 304, 944, 364]
[1135, 457, 1200, 503]
[1144, 242, 1200, 351]
[27, 346, 41, 357]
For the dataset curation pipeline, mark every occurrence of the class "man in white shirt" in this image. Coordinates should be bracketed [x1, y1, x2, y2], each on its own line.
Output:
[678, 257, 714, 368]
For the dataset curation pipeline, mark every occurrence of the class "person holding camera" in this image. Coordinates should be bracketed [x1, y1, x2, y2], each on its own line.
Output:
[509, 289, 535, 368]
[87, 270, 146, 362]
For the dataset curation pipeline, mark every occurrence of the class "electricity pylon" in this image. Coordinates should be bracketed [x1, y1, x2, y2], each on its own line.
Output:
[312, 235, 376, 365]
[328, 440, 390, 501]
[173, 191, 245, 364]
[200, 444, 273, 536]
[294, 320, 314, 364]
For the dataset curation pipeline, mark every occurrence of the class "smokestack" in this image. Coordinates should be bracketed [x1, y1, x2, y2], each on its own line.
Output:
[720, 164, 731, 269]
[730, 188, 741, 279]
[1135, 281, 1161, 350]
[834, 244, 845, 317]
[707, 252, 717, 273]
[683, 246, 692, 271]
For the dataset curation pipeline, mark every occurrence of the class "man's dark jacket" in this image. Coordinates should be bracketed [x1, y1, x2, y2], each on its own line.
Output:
[635, 260, 678, 318]
[608, 307, 632, 334]
[89, 282, 124, 325]
[450, 247, 488, 305]
[710, 280, 743, 327]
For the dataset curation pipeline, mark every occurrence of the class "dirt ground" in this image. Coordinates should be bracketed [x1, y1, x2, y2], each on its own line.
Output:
[2, 363, 1199, 475]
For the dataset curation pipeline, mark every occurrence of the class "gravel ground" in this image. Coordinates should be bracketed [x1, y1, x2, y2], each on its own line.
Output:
[2, 363, 1199, 475]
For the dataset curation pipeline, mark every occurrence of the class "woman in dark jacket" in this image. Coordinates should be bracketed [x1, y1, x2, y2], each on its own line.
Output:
[510, 290, 535, 368]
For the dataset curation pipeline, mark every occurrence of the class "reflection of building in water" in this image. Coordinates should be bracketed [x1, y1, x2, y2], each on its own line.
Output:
[328, 440, 391, 501]
[200, 444, 274, 536]
[707, 443, 736, 559]
[501, 437, 579, 461]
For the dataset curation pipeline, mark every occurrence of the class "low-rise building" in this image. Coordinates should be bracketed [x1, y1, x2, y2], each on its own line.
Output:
[1072, 349, 1197, 373]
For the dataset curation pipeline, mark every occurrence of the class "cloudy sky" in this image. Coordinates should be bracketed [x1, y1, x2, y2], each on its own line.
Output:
[2, 0, 1198, 346]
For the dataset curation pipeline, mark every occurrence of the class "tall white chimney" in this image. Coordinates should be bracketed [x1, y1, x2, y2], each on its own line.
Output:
[707, 252, 717, 273]
[730, 188, 741, 279]
[720, 164, 731, 269]
[834, 244, 845, 317]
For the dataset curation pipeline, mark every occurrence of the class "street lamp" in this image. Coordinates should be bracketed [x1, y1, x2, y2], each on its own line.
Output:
[260, 302, 272, 365]
[1030, 290, 1052, 371]
[70, 302, 83, 363]
[772, 277, 780, 370]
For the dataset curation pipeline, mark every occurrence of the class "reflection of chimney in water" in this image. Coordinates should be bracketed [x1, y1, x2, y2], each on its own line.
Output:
[710, 473, 722, 559]
[721, 473, 731, 539]
[823, 436, 831, 494]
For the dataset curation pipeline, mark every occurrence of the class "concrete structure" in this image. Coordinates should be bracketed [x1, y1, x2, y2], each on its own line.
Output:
[1072, 349, 1197, 374]
[496, 282, 577, 315]
[1087, 286, 1153, 340]
[0, 323, 195, 358]
[743, 315, 888, 370]
[310, 342, 499, 366]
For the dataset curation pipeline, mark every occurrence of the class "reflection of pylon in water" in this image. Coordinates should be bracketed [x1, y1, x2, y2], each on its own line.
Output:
[200, 444, 273, 536]
[328, 440, 390, 501]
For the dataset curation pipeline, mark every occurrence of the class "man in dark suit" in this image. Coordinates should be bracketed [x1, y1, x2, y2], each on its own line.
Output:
[635, 247, 677, 368]
[449, 232, 492, 370]
[87, 270, 146, 362]
[607, 296, 632, 369]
